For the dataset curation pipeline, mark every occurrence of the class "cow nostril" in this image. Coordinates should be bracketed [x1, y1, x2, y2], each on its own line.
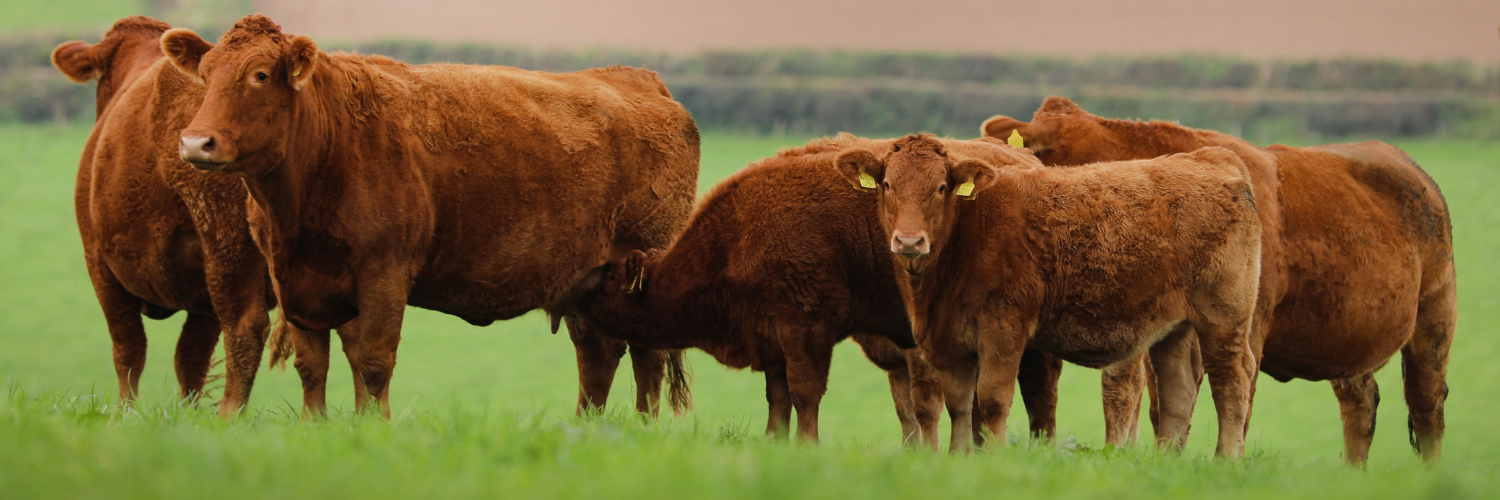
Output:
[201, 137, 215, 152]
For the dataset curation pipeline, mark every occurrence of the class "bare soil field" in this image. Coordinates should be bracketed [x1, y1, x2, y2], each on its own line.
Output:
[255, 0, 1500, 62]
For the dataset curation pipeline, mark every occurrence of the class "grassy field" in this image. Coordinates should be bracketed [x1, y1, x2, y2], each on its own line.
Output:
[0, 122, 1497, 499]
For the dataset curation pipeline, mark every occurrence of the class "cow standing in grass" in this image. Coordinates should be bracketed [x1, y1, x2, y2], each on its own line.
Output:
[568, 135, 1083, 445]
[837, 135, 1262, 457]
[50, 16, 370, 415]
[161, 15, 698, 418]
[983, 97, 1456, 463]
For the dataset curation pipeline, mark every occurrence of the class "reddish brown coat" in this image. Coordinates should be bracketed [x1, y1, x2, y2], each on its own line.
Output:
[161, 16, 699, 417]
[983, 97, 1456, 463]
[836, 135, 1263, 456]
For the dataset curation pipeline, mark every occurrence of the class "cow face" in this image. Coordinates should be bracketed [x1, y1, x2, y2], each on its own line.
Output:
[164, 15, 317, 174]
[981, 96, 1121, 167]
[835, 134, 998, 273]
[571, 249, 663, 344]
[52, 16, 171, 114]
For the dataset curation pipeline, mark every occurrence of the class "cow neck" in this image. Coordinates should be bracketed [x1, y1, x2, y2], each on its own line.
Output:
[638, 251, 731, 348]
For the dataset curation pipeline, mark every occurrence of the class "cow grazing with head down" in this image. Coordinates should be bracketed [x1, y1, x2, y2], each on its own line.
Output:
[983, 97, 1456, 464]
[571, 135, 1082, 445]
[161, 15, 698, 418]
[836, 134, 1262, 457]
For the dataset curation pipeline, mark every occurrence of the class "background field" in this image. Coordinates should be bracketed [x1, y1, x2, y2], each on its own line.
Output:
[1, 122, 1497, 499]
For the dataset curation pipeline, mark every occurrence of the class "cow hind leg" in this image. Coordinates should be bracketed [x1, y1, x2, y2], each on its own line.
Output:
[778, 323, 833, 444]
[1018, 349, 1063, 441]
[173, 312, 221, 401]
[1194, 315, 1255, 459]
[566, 317, 627, 415]
[293, 328, 332, 419]
[335, 321, 368, 412]
[1404, 288, 1455, 463]
[1148, 324, 1200, 452]
[1330, 372, 1379, 466]
[628, 344, 667, 418]
[764, 369, 791, 439]
[1101, 353, 1148, 447]
[884, 365, 921, 447]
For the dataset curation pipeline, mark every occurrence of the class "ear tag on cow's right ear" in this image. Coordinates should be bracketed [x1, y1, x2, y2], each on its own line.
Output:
[1007, 130, 1024, 149]
[858, 171, 877, 190]
[956, 179, 976, 199]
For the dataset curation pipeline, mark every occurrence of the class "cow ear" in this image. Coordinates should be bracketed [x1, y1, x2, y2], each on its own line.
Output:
[51, 41, 100, 83]
[981, 116, 1030, 145]
[624, 249, 650, 295]
[161, 29, 213, 83]
[833, 148, 884, 192]
[949, 158, 1000, 200]
[286, 35, 318, 90]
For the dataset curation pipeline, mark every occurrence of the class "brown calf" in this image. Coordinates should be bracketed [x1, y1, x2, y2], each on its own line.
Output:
[983, 97, 1456, 463]
[161, 16, 697, 418]
[837, 135, 1262, 457]
[570, 135, 1074, 445]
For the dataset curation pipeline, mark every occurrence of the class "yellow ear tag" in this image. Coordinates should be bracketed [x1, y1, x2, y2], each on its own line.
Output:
[858, 171, 877, 190]
[1007, 130, 1024, 149]
[955, 179, 975, 198]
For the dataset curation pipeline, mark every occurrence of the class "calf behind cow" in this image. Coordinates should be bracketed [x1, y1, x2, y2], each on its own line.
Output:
[837, 135, 1262, 457]
[983, 97, 1456, 463]
[160, 15, 698, 418]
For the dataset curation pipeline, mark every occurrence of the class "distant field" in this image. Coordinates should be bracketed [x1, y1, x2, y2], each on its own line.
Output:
[0, 123, 1497, 498]
[0, 0, 139, 30]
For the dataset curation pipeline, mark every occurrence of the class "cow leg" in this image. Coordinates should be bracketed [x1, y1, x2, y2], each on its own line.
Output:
[936, 361, 979, 454]
[353, 280, 410, 419]
[335, 321, 369, 412]
[89, 262, 148, 407]
[884, 365, 921, 448]
[974, 318, 1027, 450]
[1148, 324, 1199, 452]
[628, 344, 668, 418]
[1101, 353, 1148, 447]
[1017, 348, 1063, 441]
[764, 369, 791, 439]
[567, 316, 627, 415]
[1194, 315, 1255, 459]
[906, 349, 945, 451]
[1404, 288, 1455, 464]
[1144, 354, 1160, 438]
[1330, 372, 1379, 465]
[779, 323, 833, 444]
[292, 328, 332, 419]
[174, 312, 221, 401]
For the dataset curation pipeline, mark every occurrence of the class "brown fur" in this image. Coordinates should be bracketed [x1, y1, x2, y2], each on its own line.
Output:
[836, 135, 1262, 457]
[983, 97, 1456, 463]
[571, 135, 1079, 446]
[162, 15, 699, 418]
[54, 17, 371, 418]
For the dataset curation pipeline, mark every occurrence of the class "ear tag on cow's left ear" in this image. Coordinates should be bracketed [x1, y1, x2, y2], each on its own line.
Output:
[956, 179, 976, 199]
[858, 171, 877, 190]
[1007, 130, 1024, 149]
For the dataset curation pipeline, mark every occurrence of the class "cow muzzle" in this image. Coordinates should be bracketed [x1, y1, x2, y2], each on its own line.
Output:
[891, 231, 930, 258]
[179, 133, 229, 171]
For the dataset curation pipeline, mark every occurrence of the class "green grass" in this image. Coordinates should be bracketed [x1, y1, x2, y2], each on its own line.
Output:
[1, 123, 1497, 498]
[0, 0, 143, 31]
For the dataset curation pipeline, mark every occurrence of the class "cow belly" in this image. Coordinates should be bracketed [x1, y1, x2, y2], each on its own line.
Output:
[1262, 290, 1417, 382]
[101, 227, 211, 313]
[1031, 316, 1181, 369]
[279, 273, 357, 332]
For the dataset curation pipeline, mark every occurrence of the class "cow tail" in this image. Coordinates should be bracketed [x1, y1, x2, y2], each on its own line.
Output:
[665, 350, 693, 416]
[266, 313, 295, 370]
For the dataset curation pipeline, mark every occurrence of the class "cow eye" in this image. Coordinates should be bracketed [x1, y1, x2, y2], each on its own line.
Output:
[938, 184, 947, 195]
[881, 181, 890, 190]
[254, 71, 269, 83]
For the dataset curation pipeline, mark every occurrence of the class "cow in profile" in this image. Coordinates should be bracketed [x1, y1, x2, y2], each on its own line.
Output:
[837, 134, 1262, 457]
[983, 97, 1456, 464]
[569, 135, 1090, 445]
[160, 15, 698, 418]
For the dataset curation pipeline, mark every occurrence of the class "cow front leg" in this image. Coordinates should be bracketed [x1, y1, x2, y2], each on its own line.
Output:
[1017, 348, 1063, 441]
[1101, 353, 1148, 446]
[566, 317, 626, 415]
[764, 369, 791, 439]
[335, 320, 368, 412]
[1148, 324, 1200, 452]
[906, 349, 945, 451]
[628, 344, 668, 418]
[174, 312, 221, 401]
[292, 327, 332, 418]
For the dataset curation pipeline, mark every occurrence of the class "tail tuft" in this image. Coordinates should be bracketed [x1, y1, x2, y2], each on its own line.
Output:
[665, 350, 693, 416]
[266, 313, 295, 370]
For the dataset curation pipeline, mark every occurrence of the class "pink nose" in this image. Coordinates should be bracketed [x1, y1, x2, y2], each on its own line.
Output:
[179, 134, 226, 170]
[891, 231, 929, 258]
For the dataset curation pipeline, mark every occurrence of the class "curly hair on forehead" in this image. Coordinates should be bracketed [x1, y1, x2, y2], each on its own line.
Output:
[889, 133, 946, 157]
[107, 15, 171, 35]
[216, 14, 287, 48]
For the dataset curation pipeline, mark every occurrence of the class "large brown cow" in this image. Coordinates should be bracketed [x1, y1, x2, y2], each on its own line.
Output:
[568, 135, 1075, 445]
[52, 16, 305, 414]
[982, 97, 1456, 463]
[159, 16, 698, 418]
[836, 135, 1262, 457]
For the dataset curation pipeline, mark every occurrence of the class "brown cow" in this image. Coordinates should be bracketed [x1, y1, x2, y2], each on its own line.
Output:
[983, 97, 1456, 463]
[568, 135, 1075, 445]
[160, 15, 698, 418]
[836, 135, 1262, 457]
[53, 16, 371, 416]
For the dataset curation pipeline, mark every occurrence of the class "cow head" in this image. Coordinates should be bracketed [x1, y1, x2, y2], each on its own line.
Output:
[51, 16, 172, 116]
[981, 96, 1126, 166]
[562, 249, 669, 344]
[164, 15, 318, 174]
[834, 134, 998, 274]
